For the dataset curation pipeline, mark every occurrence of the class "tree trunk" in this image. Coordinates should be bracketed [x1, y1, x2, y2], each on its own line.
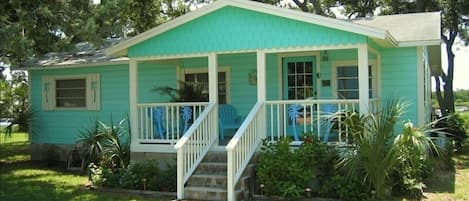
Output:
[309, 0, 324, 15]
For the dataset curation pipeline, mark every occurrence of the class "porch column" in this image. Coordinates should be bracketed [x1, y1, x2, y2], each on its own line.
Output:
[129, 59, 139, 149]
[257, 51, 266, 101]
[257, 50, 267, 139]
[208, 53, 218, 103]
[208, 53, 219, 143]
[358, 44, 369, 114]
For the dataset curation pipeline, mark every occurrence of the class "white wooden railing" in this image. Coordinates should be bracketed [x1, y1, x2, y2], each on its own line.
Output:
[226, 102, 265, 201]
[136, 102, 208, 144]
[174, 102, 218, 199]
[264, 99, 379, 144]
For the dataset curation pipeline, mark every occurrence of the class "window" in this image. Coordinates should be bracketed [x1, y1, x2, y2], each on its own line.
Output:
[286, 61, 314, 100]
[55, 79, 86, 107]
[334, 63, 374, 99]
[183, 71, 228, 104]
[42, 74, 100, 110]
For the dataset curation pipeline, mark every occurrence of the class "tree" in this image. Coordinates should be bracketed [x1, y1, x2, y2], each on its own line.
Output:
[329, 0, 468, 117]
[434, 0, 469, 116]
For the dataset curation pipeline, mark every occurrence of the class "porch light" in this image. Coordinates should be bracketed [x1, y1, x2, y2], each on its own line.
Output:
[305, 188, 312, 198]
[322, 50, 329, 62]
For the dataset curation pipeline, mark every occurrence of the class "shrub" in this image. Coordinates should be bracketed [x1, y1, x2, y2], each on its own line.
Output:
[256, 135, 337, 198]
[433, 113, 467, 153]
[320, 174, 371, 201]
[88, 160, 177, 192]
[77, 116, 130, 170]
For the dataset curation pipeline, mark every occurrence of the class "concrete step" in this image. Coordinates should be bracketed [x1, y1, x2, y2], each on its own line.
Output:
[194, 162, 227, 175]
[202, 152, 227, 163]
[187, 174, 228, 188]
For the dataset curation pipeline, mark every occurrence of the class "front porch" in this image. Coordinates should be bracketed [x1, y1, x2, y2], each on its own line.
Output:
[127, 46, 379, 200]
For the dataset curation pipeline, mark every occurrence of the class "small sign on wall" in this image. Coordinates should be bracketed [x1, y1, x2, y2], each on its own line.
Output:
[322, 80, 331, 87]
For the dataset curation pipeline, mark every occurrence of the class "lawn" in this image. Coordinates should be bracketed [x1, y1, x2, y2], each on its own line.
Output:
[0, 133, 165, 201]
[1, 129, 468, 201]
[422, 112, 469, 201]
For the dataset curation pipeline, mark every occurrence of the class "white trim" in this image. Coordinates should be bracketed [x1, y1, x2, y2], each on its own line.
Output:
[398, 40, 441, 47]
[367, 46, 382, 98]
[257, 51, 266, 101]
[25, 60, 129, 70]
[416, 47, 424, 126]
[208, 53, 218, 103]
[42, 74, 100, 111]
[179, 66, 231, 104]
[358, 45, 369, 114]
[133, 53, 210, 62]
[276, 51, 321, 100]
[106, 0, 388, 56]
[331, 60, 377, 99]
[129, 59, 139, 152]
[131, 144, 177, 153]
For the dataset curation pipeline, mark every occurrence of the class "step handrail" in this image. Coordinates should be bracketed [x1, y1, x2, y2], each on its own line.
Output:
[175, 102, 218, 199]
[226, 101, 264, 201]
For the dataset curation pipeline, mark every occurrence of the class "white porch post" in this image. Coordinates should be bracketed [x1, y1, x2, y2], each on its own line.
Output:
[257, 51, 267, 139]
[358, 44, 370, 114]
[129, 59, 139, 151]
[208, 53, 219, 143]
[208, 53, 218, 103]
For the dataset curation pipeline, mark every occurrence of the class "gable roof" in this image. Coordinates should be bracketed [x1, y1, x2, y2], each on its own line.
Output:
[353, 12, 441, 47]
[107, 0, 393, 57]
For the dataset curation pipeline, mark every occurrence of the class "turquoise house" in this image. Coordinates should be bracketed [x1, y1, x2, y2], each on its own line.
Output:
[27, 0, 441, 200]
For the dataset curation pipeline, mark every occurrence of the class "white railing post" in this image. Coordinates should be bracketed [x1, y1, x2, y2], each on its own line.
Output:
[177, 147, 184, 199]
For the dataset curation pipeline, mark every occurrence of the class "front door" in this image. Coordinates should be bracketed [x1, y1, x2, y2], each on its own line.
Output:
[282, 56, 316, 140]
[283, 56, 316, 100]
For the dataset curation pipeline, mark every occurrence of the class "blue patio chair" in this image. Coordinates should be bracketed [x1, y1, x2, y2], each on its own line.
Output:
[152, 107, 165, 139]
[218, 104, 243, 140]
[287, 104, 302, 141]
[322, 104, 337, 143]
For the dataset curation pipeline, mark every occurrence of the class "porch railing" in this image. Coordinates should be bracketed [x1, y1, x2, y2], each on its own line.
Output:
[136, 102, 208, 144]
[174, 102, 217, 199]
[264, 99, 378, 144]
[226, 102, 264, 201]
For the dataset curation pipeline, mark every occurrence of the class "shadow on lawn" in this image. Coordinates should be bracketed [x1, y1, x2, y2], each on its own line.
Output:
[424, 140, 469, 194]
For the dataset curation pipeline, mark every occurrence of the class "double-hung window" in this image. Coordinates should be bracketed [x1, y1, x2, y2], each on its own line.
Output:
[334, 63, 374, 99]
[42, 74, 100, 110]
[183, 69, 229, 104]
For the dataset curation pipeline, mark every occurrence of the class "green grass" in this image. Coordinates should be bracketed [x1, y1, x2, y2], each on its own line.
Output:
[421, 126, 469, 201]
[0, 133, 165, 201]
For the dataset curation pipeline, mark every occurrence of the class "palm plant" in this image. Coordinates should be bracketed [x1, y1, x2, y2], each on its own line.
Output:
[153, 80, 208, 102]
[338, 99, 440, 200]
[77, 117, 130, 170]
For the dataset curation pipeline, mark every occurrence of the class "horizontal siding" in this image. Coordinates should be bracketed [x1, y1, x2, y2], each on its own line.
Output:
[129, 6, 366, 57]
[381, 47, 418, 123]
[138, 62, 178, 103]
[30, 64, 130, 144]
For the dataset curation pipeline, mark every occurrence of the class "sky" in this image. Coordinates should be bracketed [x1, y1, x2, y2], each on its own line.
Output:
[443, 43, 469, 90]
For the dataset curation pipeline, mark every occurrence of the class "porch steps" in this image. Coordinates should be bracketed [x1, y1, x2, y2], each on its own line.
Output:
[183, 151, 257, 201]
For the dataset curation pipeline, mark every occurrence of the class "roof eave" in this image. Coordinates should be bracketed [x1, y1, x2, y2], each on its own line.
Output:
[23, 60, 129, 71]
[398, 40, 441, 47]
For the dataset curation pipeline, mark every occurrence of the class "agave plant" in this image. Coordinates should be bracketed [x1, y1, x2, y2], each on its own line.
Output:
[77, 116, 130, 170]
[338, 98, 440, 200]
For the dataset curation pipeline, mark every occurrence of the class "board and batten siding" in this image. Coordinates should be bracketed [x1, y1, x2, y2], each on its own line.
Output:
[380, 47, 419, 124]
[30, 64, 130, 144]
[128, 6, 366, 57]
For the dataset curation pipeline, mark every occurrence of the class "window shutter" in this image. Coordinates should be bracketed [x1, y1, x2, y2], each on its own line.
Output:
[87, 73, 100, 110]
[42, 76, 55, 110]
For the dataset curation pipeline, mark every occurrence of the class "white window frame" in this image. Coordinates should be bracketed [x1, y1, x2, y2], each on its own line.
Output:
[332, 60, 377, 99]
[179, 66, 230, 103]
[42, 73, 100, 110]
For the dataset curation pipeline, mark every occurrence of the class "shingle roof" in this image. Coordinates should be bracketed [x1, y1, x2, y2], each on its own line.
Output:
[21, 38, 128, 68]
[352, 12, 441, 46]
